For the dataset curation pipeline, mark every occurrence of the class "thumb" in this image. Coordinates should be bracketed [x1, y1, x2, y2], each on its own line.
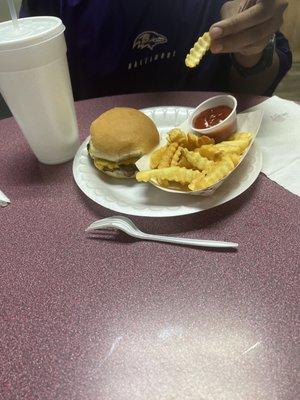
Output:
[210, 2, 268, 38]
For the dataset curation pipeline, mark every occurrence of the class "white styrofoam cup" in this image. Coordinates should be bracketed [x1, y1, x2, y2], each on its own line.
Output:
[0, 17, 79, 164]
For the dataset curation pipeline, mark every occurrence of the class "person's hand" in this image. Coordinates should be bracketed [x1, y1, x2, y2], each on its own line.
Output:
[209, 0, 288, 67]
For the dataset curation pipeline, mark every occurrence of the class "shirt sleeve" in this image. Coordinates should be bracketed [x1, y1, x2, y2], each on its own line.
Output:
[264, 31, 293, 96]
[19, 1, 61, 18]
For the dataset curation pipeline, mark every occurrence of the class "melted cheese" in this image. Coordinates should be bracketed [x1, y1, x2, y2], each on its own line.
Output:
[94, 156, 139, 171]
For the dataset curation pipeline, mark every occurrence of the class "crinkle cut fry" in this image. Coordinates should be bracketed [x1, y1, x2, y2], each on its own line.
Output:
[215, 140, 249, 155]
[158, 142, 179, 168]
[136, 167, 203, 184]
[185, 32, 211, 68]
[168, 129, 189, 147]
[228, 153, 241, 166]
[183, 148, 214, 171]
[195, 134, 215, 147]
[189, 155, 235, 191]
[229, 132, 252, 142]
[171, 146, 184, 166]
[150, 145, 167, 169]
[198, 144, 222, 161]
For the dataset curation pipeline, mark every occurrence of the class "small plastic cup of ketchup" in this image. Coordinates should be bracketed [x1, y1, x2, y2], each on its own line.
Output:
[188, 95, 237, 142]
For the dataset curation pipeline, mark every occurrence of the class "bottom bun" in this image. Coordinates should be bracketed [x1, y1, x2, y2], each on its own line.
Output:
[102, 169, 136, 179]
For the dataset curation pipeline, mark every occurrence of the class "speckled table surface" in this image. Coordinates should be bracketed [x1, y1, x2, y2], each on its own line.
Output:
[0, 92, 299, 400]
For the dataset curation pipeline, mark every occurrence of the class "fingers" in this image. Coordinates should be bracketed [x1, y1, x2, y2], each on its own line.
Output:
[210, 2, 268, 39]
[237, 0, 258, 14]
[210, 16, 280, 54]
[210, 0, 288, 40]
[235, 37, 272, 56]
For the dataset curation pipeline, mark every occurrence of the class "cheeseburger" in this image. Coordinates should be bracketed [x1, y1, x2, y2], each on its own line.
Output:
[88, 107, 159, 178]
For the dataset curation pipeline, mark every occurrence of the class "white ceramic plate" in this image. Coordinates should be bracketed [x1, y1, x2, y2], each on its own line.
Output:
[73, 106, 262, 217]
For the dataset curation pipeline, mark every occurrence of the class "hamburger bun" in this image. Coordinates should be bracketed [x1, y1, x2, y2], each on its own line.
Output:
[88, 107, 159, 178]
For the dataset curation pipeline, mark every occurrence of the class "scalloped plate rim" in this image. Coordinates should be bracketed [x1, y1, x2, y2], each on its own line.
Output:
[72, 106, 262, 217]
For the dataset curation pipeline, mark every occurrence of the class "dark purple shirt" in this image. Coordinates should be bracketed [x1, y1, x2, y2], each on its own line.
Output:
[20, 0, 292, 101]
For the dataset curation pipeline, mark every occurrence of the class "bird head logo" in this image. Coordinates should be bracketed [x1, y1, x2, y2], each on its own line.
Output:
[133, 31, 168, 51]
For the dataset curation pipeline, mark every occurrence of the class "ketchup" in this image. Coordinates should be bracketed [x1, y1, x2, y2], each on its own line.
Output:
[194, 105, 233, 129]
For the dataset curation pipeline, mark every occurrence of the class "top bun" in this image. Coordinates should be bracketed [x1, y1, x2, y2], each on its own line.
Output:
[90, 107, 160, 162]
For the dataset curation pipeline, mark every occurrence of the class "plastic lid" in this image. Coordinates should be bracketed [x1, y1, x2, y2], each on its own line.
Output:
[0, 16, 64, 51]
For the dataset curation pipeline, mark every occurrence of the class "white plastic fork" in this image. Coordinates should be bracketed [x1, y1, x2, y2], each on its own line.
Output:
[85, 216, 238, 249]
[0, 190, 10, 207]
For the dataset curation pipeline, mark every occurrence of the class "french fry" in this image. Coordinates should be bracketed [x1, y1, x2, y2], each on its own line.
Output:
[186, 132, 199, 150]
[150, 145, 167, 169]
[215, 140, 249, 155]
[171, 146, 184, 166]
[188, 155, 235, 191]
[178, 154, 193, 169]
[185, 32, 211, 68]
[165, 182, 190, 191]
[228, 153, 241, 166]
[186, 133, 214, 150]
[138, 127, 253, 192]
[168, 129, 214, 150]
[229, 132, 252, 142]
[198, 144, 222, 161]
[157, 142, 178, 168]
[156, 178, 169, 187]
[183, 148, 214, 171]
[168, 129, 189, 147]
[136, 167, 203, 184]
[195, 135, 215, 147]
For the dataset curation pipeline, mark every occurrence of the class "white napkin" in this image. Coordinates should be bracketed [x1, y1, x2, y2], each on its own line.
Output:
[245, 96, 300, 196]
[0, 190, 10, 207]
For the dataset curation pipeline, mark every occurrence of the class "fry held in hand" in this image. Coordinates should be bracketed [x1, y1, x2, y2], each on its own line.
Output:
[185, 32, 211, 68]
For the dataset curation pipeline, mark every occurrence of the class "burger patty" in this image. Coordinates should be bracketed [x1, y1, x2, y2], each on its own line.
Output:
[87, 142, 138, 177]
[103, 164, 138, 177]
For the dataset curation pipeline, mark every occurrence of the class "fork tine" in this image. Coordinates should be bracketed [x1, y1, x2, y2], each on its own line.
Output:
[86, 216, 132, 230]
[85, 219, 112, 232]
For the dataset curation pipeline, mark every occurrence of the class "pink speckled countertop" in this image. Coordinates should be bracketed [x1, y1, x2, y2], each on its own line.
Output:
[0, 92, 299, 400]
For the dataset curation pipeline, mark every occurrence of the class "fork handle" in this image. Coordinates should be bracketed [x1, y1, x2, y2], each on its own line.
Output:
[136, 233, 238, 249]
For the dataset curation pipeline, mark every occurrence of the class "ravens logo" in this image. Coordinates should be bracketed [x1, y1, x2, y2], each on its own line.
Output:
[133, 31, 167, 51]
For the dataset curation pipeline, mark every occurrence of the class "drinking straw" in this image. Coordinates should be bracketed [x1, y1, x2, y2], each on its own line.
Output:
[6, 0, 20, 30]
